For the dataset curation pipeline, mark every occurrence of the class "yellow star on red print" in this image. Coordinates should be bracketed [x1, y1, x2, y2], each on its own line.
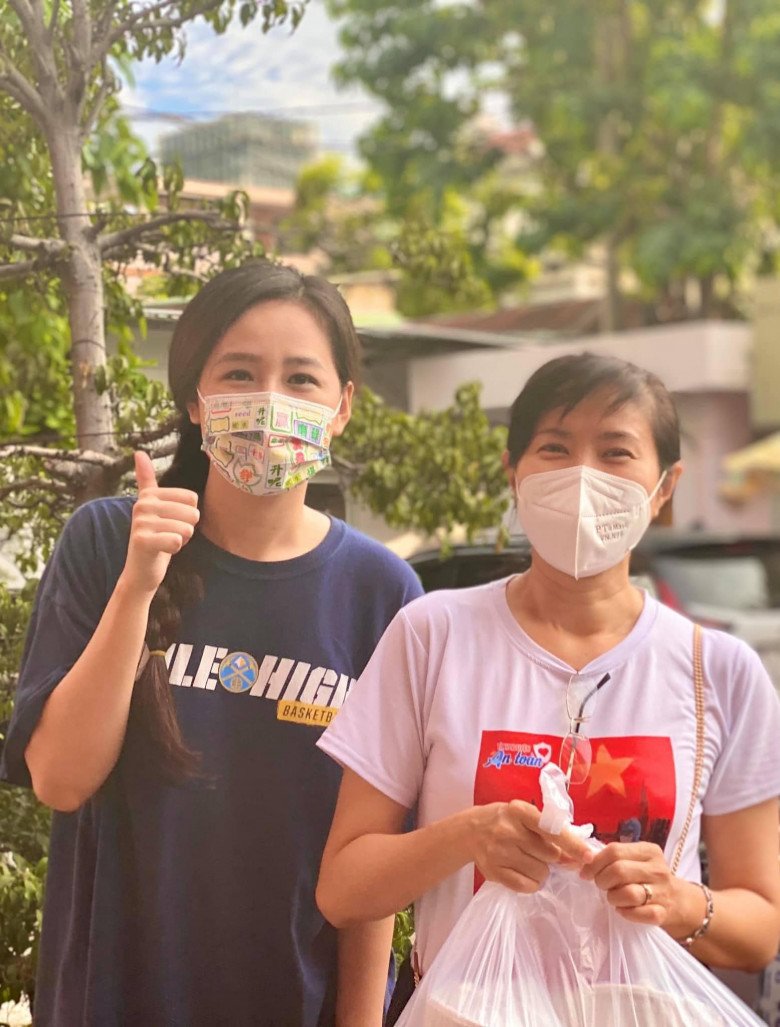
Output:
[585, 744, 635, 798]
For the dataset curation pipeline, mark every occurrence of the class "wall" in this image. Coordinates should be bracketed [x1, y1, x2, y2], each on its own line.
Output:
[751, 277, 780, 431]
[674, 392, 773, 532]
[407, 321, 751, 415]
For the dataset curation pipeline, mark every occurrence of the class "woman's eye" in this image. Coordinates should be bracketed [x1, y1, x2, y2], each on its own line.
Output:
[604, 448, 633, 459]
[288, 373, 318, 386]
[223, 369, 253, 382]
[538, 443, 568, 454]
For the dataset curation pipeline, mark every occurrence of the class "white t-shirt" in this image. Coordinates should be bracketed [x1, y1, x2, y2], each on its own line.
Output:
[318, 579, 780, 971]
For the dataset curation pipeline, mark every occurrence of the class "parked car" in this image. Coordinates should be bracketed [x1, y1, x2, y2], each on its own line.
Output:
[408, 531, 780, 693]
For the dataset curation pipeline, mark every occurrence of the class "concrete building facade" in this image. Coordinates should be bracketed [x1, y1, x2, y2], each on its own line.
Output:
[159, 114, 317, 190]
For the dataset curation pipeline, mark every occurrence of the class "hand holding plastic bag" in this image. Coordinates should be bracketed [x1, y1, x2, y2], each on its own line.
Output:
[397, 765, 764, 1027]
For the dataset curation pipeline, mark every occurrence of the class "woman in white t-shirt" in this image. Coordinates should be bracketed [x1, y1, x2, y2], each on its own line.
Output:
[316, 352, 780, 994]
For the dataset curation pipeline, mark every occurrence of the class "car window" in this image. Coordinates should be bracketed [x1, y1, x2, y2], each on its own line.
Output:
[410, 550, 530, 593]
[652, 555, 770, 610]
[453, 553, 530, 588]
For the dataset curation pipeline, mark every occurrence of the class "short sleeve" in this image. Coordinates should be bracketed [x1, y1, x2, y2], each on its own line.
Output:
[317, 606, 429, 809]
[398, 560, 424, 607]
[0, 501, 128, 787]
[702, 634, 780, 816]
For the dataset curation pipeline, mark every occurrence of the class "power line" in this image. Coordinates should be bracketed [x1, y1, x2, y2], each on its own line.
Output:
[0, 209, 279, 227]
[0, 210, 140, 225]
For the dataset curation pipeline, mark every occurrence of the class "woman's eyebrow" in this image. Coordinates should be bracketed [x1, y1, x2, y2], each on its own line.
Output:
[599, 430, 641, 443]
[213, 351, 262, 366]
[211, 353, 327, 369]
[534, 427, 571, 439]
[532, 428, 642, 443]
[283, 356, 327, 370]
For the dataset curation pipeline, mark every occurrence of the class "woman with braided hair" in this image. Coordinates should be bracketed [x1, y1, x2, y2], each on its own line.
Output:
[1, 261, 423, 1026]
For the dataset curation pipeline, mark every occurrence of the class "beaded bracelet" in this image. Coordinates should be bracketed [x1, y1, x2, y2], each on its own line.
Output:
[680, 882, 714, 948]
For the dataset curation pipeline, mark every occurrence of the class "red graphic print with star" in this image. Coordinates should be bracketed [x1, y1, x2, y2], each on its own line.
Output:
[473, 732, 676, 890]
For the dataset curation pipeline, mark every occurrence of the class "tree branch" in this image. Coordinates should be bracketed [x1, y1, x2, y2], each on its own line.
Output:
[98, 211, 238, 252]
[6, 233, 66, 256]
[70, 0, 91, 60]
[134, 435, 178, 460]
[61, 0, 94, 119]
[125, 419, 178, 449]
[95, 0, 223, 61]
[5, 0, 36, 36]
[81, 59, 116, 137]
[0, 258, 39, 281]
[0, 476, 69, 501]
[0, 444, 120, 469]
[0, 55, 47, 124]
[47, 0, 61, 35]
[6, 0, 57, 105]
[131, 247, 210, 282]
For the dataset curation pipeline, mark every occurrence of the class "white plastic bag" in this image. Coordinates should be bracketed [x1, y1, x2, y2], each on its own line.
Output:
[397, 765, 764, 1027]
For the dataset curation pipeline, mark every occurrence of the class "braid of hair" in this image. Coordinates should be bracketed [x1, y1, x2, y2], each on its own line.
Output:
[125, 416, 208, 782]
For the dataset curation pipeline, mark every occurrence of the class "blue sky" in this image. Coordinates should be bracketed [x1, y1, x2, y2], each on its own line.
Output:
[121, 0, 381, 160]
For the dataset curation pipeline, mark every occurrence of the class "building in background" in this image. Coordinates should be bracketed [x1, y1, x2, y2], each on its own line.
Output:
[159, 113, 317, 190]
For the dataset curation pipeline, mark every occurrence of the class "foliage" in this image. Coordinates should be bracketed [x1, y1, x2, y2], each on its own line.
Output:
[0, 582, 49, 1010]
[327, 0, 780, 322]
[391, 215, 492, 318]
[0, 282, 71, 442]
[281, 155, 391, 273]
[283, 156, 518, 317]
[0, 853, 45, 1009]
[0, 583, 51, 865]
[392, 906, 414, 970]
[0, 348, 178, 574]
[335, 384, 510, 549]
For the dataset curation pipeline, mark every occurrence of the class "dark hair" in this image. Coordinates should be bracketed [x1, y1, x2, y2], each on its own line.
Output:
[127, 261, 362, 781]
[506, 352, 681, 469]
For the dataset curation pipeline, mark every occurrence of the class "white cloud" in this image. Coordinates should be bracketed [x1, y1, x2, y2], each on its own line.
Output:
[121, 0, 380, 159]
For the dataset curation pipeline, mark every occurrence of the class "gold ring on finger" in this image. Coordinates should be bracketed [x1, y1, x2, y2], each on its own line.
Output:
[640, 882, 653, 906]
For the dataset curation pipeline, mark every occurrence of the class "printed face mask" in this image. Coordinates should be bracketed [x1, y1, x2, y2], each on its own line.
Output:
[198, 390, 339, 496]
[515, 464, 666, 579]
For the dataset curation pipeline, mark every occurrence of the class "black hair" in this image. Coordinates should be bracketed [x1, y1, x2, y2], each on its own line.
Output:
[506, 352, 681, 469]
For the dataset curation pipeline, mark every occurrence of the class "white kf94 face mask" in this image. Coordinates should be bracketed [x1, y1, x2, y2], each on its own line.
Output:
[515, 464, 667, 580]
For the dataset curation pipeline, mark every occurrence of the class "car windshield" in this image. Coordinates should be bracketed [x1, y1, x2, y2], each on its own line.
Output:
[652, 547, 780, 611]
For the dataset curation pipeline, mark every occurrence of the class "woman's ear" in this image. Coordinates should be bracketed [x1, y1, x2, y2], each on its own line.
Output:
[330, 382, 354, 439]
[653, 461, 683, 518]
[187, 390, 202, 427]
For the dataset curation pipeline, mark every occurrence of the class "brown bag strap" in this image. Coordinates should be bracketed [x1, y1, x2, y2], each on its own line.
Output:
[670, 623, 706, 875]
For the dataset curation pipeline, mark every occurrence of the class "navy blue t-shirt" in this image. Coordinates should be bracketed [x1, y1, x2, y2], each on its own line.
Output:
[1, 498, 423, 1026]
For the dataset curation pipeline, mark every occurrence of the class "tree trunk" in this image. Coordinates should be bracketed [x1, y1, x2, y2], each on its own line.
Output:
[46, 123, 114, 457]
[594, 1, 629, 333]
[602, 237, 621, 333]
[699, 274, 716, 318]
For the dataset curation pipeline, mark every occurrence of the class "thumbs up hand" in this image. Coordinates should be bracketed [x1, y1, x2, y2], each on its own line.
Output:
[122, 452, 201, 597]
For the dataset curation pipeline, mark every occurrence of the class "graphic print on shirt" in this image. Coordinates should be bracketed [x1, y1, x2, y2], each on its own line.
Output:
[474, 731, 676, 889]
[162, 641, 355, 725]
